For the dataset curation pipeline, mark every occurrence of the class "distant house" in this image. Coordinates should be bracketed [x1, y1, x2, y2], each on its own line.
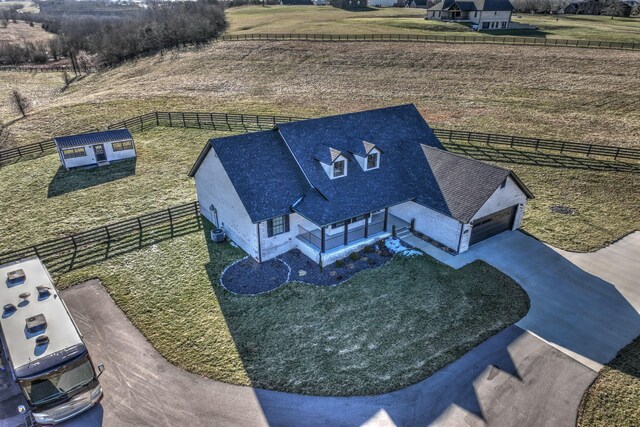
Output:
[54, 129, 136, 170]
[426, 0, 514, 30]
[189, 105, 533, 265]
[332, 0, 368, 8]
[369, 0, 397, 7]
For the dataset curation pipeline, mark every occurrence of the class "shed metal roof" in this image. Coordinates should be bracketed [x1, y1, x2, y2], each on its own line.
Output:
[54, 129, 133, 149]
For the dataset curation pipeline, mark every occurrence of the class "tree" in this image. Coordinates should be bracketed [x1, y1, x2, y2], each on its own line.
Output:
[11, 90, 30, 117]
[603, 0, 625, 16]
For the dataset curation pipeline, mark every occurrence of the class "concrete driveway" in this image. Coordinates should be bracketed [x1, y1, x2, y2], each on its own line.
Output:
[1, 231, 638, 427]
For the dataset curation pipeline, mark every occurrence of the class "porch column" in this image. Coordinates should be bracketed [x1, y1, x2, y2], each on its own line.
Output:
[364, 214, 369, 238]
[344, 222, 349, 246]
[321, 226, 326, 253]
[383, 208, 389, 232]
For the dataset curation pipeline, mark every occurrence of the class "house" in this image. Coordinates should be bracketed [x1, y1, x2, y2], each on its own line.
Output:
[369, 0, 397, 7]
[280, 0, 314, 4]
[331, 0, 368, 9]
[189, 105, 533, 265]
[426, 0, 514, 30]
[54, 129, 136, 170]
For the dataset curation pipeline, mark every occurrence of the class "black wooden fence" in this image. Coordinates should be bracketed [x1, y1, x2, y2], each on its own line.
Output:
[106, 111, 305, 132]
[432, 129, 640, 161]
[0, 201, 202, 273]
[0, 65, 74, 73]
[221, 33, 640, 51]
[2, 111, 639, 166]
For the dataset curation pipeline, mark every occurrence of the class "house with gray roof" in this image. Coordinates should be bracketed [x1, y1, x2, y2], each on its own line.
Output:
[426, 0, 514, 30]
[54, 129, 136, 170]
[189, 105, 533, 265]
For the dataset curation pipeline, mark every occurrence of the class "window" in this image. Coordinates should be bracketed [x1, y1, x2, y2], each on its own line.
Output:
[62, 147, 86, 159]
[482, 21, 490, 29]
[267, 215, 289, 237]
[500, 179, 507, 189]
[501, 21, 507, 29]
[366, 152, 379, 170]
[112, 140, 134, 151]
[333, 159, 346, 178]
[474, 11, 478, 17]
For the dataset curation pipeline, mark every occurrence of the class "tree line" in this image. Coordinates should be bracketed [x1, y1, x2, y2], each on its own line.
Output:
[0, 0, 227, 69]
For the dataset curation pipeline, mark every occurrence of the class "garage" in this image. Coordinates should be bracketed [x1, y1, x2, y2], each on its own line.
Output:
[469, 206, 517, 246]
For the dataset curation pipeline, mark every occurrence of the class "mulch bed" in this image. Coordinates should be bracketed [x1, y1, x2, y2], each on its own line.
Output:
[220, 242, 395, 295]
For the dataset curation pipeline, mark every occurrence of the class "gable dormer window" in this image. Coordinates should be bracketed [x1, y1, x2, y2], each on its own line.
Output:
[366, 151, 379, 170]
[333, 159, 346, 178]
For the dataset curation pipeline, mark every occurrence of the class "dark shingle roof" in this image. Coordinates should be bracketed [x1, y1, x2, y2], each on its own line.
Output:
[54, 129, 133, 149]
[429, 0, 513, 11]
[209, 131, 309, 223]
[420, 146, 532, 222]
[190, 104, 532, 227]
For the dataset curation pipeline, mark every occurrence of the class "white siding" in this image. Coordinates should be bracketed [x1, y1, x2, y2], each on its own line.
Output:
[477, 10, 512, 28]
[258, 213, 317, 261]
[194, 147, 258, 259]
[389, 201, 463, 250]
[59, 140, 136, 169]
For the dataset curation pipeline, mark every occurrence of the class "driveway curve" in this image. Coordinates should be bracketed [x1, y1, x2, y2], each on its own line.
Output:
[4, 231, 636, 427]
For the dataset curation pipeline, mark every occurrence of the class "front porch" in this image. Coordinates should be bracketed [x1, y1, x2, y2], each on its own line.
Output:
[297, 209, 410, 254]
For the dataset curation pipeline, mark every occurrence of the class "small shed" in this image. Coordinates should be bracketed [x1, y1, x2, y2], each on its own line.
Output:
[54, 129, 136, 170]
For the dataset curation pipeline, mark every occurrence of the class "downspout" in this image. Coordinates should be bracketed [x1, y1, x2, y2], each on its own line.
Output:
[456, 221, 465, 254]
[256, 222, 262, 263]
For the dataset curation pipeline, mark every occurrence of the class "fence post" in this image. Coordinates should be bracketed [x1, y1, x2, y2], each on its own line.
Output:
[168, 207, 174, 236]
[182, 112, 186, 128]
[535, 139, 540, 151]
[210, 113, 216, 130]
[140, 115, 144, 131]
[39, 142, 44, 153]
[104, 226, 111, 256]
[587, 145, 592, 157]
[197, 113, 201, 129]
[137, 218, 143, 248]
[168, 113, 173, 127]
[156, 111, 159, 126]
[615, 147, 620, 160]
[510, 135, 514, 148]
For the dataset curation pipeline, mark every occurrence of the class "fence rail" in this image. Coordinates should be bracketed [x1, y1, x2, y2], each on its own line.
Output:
[0, 65, 74, 73]
[221, 33, 640, 51]
[106, 111, 305, 132]
[432, 129, 640, 161]
[0, 201, 202, 272]
[2, 111, 639, 166]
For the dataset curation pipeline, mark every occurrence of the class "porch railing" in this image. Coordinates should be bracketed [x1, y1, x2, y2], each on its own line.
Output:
[297, 217, 386, 252]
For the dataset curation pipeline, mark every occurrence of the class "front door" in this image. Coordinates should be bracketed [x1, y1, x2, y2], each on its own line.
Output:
[93, 144, 106, 162]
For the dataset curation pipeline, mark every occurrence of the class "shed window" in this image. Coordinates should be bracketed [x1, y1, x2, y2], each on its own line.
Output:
[333, 159, 346, 178]
[267, 215, 290, 237]
[112, 140, 134, 151]
[366, 152, 379, 170]
[62, 147, 86, 159]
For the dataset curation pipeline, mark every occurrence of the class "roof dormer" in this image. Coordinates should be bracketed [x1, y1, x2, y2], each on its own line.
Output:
[315, 145, 349, 179]
[354, 141, 381, 171]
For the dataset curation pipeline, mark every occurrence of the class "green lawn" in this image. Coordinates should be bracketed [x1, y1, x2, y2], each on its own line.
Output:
[577, 336, 640, 426]
[226, 6, 640, 42]
[0, 127, 227, 253]
[56, 220, 530, 396]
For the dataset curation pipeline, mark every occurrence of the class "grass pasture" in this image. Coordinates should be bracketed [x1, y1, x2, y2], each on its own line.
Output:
[577, 336, 640, 426]
[56, 220, 530, 396]
[226, 6, 640, 42]
[0, 20, 53, 44]
[0, 127, 222, 253]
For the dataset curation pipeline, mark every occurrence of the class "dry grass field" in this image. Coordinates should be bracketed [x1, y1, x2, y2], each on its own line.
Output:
[226, 6, 640, 42]
[1, 41, 639, 148]
[0, 20, 53, 44]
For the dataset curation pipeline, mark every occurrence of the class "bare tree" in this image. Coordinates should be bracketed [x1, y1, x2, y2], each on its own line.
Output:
[11, 90, 30, 117]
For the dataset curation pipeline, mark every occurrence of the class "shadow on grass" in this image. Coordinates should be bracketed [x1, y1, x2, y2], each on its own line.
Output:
[47, 158, 137, 198]
[443, 141, 640, 173]
[200, 220, 640, 425]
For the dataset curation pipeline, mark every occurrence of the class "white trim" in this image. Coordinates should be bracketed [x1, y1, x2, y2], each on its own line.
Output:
[331, 156, 348, 179]
[364, 148, 380, 171]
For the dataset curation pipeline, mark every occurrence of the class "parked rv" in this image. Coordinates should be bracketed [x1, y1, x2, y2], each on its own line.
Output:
[0, 258, 104, 425]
